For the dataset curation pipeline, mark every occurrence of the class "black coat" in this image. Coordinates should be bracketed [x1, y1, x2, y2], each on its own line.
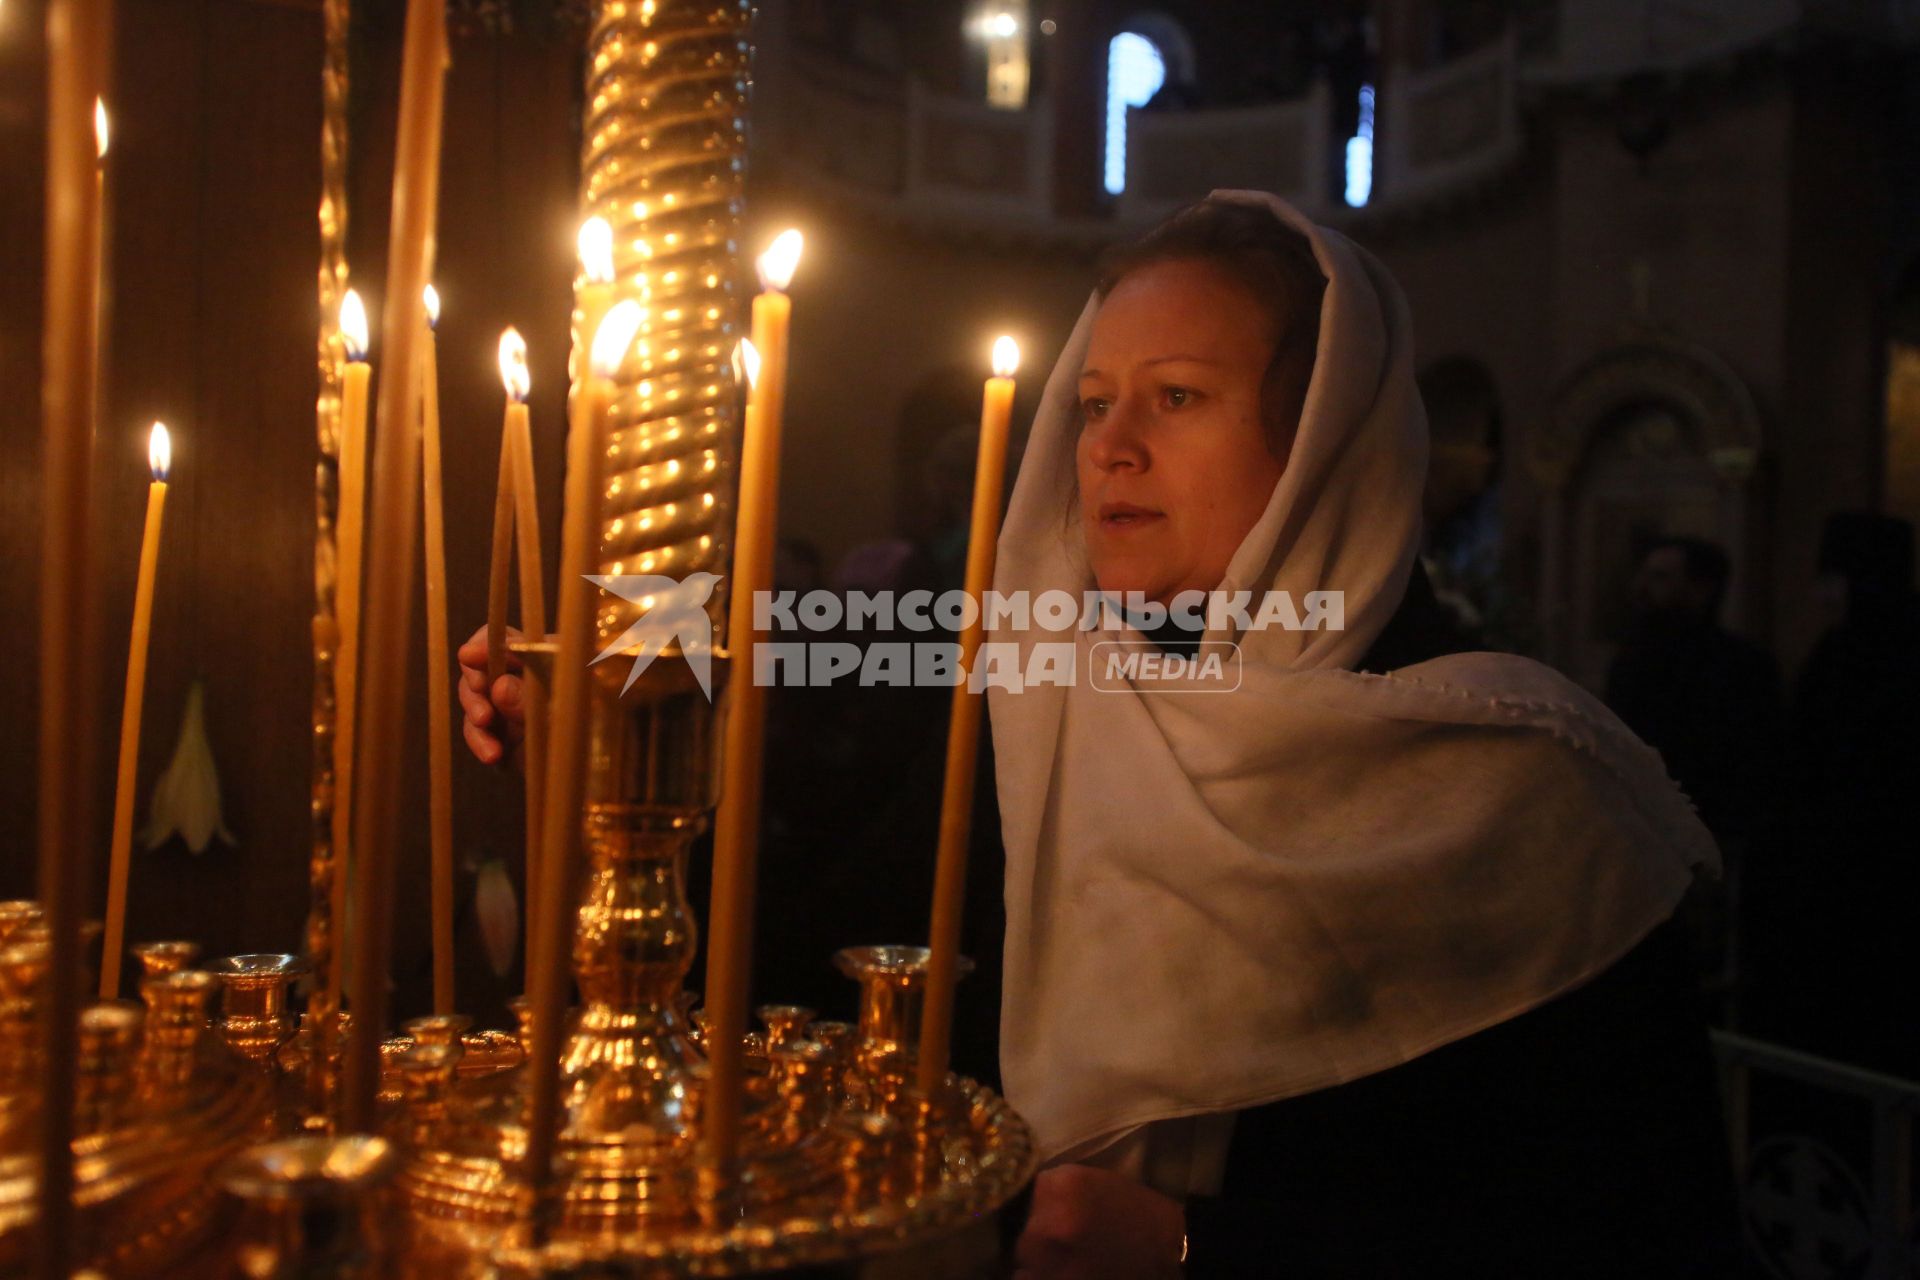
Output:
[1181, 916, 1742, 1277]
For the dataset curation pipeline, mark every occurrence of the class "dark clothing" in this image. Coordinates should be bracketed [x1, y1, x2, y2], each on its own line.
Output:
[1185, 921, 1740, 1278]
[1753, 514, 1920, 1075]
[1355, 557, 1481, 675]
[1166, 575, 1742, 1274]
[1748, 588, 1920, 1076]
[1604, 618, 1782, 850]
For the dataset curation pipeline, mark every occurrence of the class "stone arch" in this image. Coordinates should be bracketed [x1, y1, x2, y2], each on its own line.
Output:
[1531, 334, 1765, 685]
[1531, 335, 1762, 490]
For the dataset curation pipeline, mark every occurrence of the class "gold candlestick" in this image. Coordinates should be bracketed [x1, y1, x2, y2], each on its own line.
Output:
[342, 0, 448, 1133]
[486, 330, 526, 689]
[493, 328, 548, 970]
[523, 300, 645, 1221]
[100, 424, 172, 1000]
[420, 284, 456, 1015]
[917, 338, 1019, 1096]
[704, 230, 803, 1176]
[37, 3, 110, 1272]
[328, 289, 371, 1021]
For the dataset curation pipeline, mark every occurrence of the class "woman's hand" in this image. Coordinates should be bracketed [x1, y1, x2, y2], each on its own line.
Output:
[456, 625, 526, 768]
[1013, 1164, 1185, 1280]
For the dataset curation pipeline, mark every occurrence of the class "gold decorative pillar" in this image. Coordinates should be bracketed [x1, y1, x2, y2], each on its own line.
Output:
[305, 0, 352, 1124]
[582, 0, 750, 643]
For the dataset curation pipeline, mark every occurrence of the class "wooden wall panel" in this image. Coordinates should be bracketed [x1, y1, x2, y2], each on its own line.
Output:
[0, 2, 588, 1027]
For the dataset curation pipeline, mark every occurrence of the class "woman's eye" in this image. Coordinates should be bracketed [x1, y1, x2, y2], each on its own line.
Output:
[1081, 398, 1110, 422]
[1163, 386, 1193, 408]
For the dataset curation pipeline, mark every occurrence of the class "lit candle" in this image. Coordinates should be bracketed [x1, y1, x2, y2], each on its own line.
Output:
[487, 328, 526, 687]
[99, 423, 171, 1001]
[92, 98, 107, 370]
[916, 336, 1019, 1095]
[574, 216, 616, 383]
[524, 300, 645, 1204]
[343, 0, 447, 1133]
[327, 287, 371, 1018]
[493, 328, 549, 967]
[420, 283, 455, 1015]
[703, 229, 803, 1172]
[38, 5, 110, 1271]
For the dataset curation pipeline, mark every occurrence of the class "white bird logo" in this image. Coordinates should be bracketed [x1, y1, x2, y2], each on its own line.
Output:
[586, 573, 722, 699]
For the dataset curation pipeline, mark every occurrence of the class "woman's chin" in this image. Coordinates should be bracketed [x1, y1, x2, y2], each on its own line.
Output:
[1090, 566, 1167, 604]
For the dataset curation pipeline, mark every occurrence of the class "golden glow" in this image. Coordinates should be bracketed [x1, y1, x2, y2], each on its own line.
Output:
[757, 229, 804, 292]
[339, 289, 369, 361]
[148, 422, 171, 483]
[992, 335, 1021, 378]
[590, 301, 645, 378]
[498, 328, 531, 403]
[578, 216, 616, 284]
[94, 98, 109, 160]
[422, 283, 441, 328]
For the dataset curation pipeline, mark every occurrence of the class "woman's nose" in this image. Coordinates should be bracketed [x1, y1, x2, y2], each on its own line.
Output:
[1085, 404, 1149, 473]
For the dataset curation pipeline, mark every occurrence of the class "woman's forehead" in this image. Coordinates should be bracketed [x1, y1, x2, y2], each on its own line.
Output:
[1083, 261, 1275, 372]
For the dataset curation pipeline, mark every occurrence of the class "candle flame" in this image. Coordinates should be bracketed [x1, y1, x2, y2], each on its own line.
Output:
[339, 289, 369, 362]
[498, 327, 531, 402]
[757, 229, 803, 292]
[733, 337, 761, 391]
[94, 98, 109, 160]
[590, 301, 645, 379]
[578, 216, 615, 284]
[422, 283, 441, 328]
[992, 335, 1021, 378]
[148, 422, 171, 483]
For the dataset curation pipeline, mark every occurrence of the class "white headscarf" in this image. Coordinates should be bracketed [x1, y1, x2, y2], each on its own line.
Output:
[987, 191, 1718, 1164]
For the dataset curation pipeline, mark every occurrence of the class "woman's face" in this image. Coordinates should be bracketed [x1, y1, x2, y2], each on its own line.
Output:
[1076, 258, 1290, 605]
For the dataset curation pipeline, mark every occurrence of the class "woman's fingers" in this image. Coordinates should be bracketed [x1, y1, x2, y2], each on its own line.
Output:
[455, 625, 524, 689]
[495, 675, 521, 713]
[463, 715, 503, 766]
[490, 675, 526, 745]
[456, 625, 492, 686]
[458, 675, 496, 730]
[1012, 1165, 1184, 1280]
[456, 623, 537, 767]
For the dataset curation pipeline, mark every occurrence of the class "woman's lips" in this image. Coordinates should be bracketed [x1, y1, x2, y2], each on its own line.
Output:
[1096, 502, 1164, 532]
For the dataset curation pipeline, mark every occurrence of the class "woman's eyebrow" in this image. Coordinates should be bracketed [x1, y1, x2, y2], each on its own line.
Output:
[1079, 355, 1220, 381]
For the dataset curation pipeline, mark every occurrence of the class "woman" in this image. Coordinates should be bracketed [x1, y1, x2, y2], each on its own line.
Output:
[986, 192, 1738, 1277]
[460, 192, 1739, 1276]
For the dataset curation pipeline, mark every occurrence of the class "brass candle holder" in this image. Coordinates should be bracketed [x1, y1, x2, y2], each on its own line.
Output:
[8, 0, 1037, 1274]
[0, 943, 276, 1275]
[221, 1134, 401, 1279]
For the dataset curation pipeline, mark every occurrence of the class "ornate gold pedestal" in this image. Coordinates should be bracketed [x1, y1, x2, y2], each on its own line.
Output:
[0, 937, 275, 1275]
[379, 651, 1033, 1277]
[2, 0, 1038, 1273]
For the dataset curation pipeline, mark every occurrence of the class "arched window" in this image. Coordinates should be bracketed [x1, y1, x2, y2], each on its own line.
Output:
[1104, 32, 1166, 195]
[1344, 83, 1377, 208]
